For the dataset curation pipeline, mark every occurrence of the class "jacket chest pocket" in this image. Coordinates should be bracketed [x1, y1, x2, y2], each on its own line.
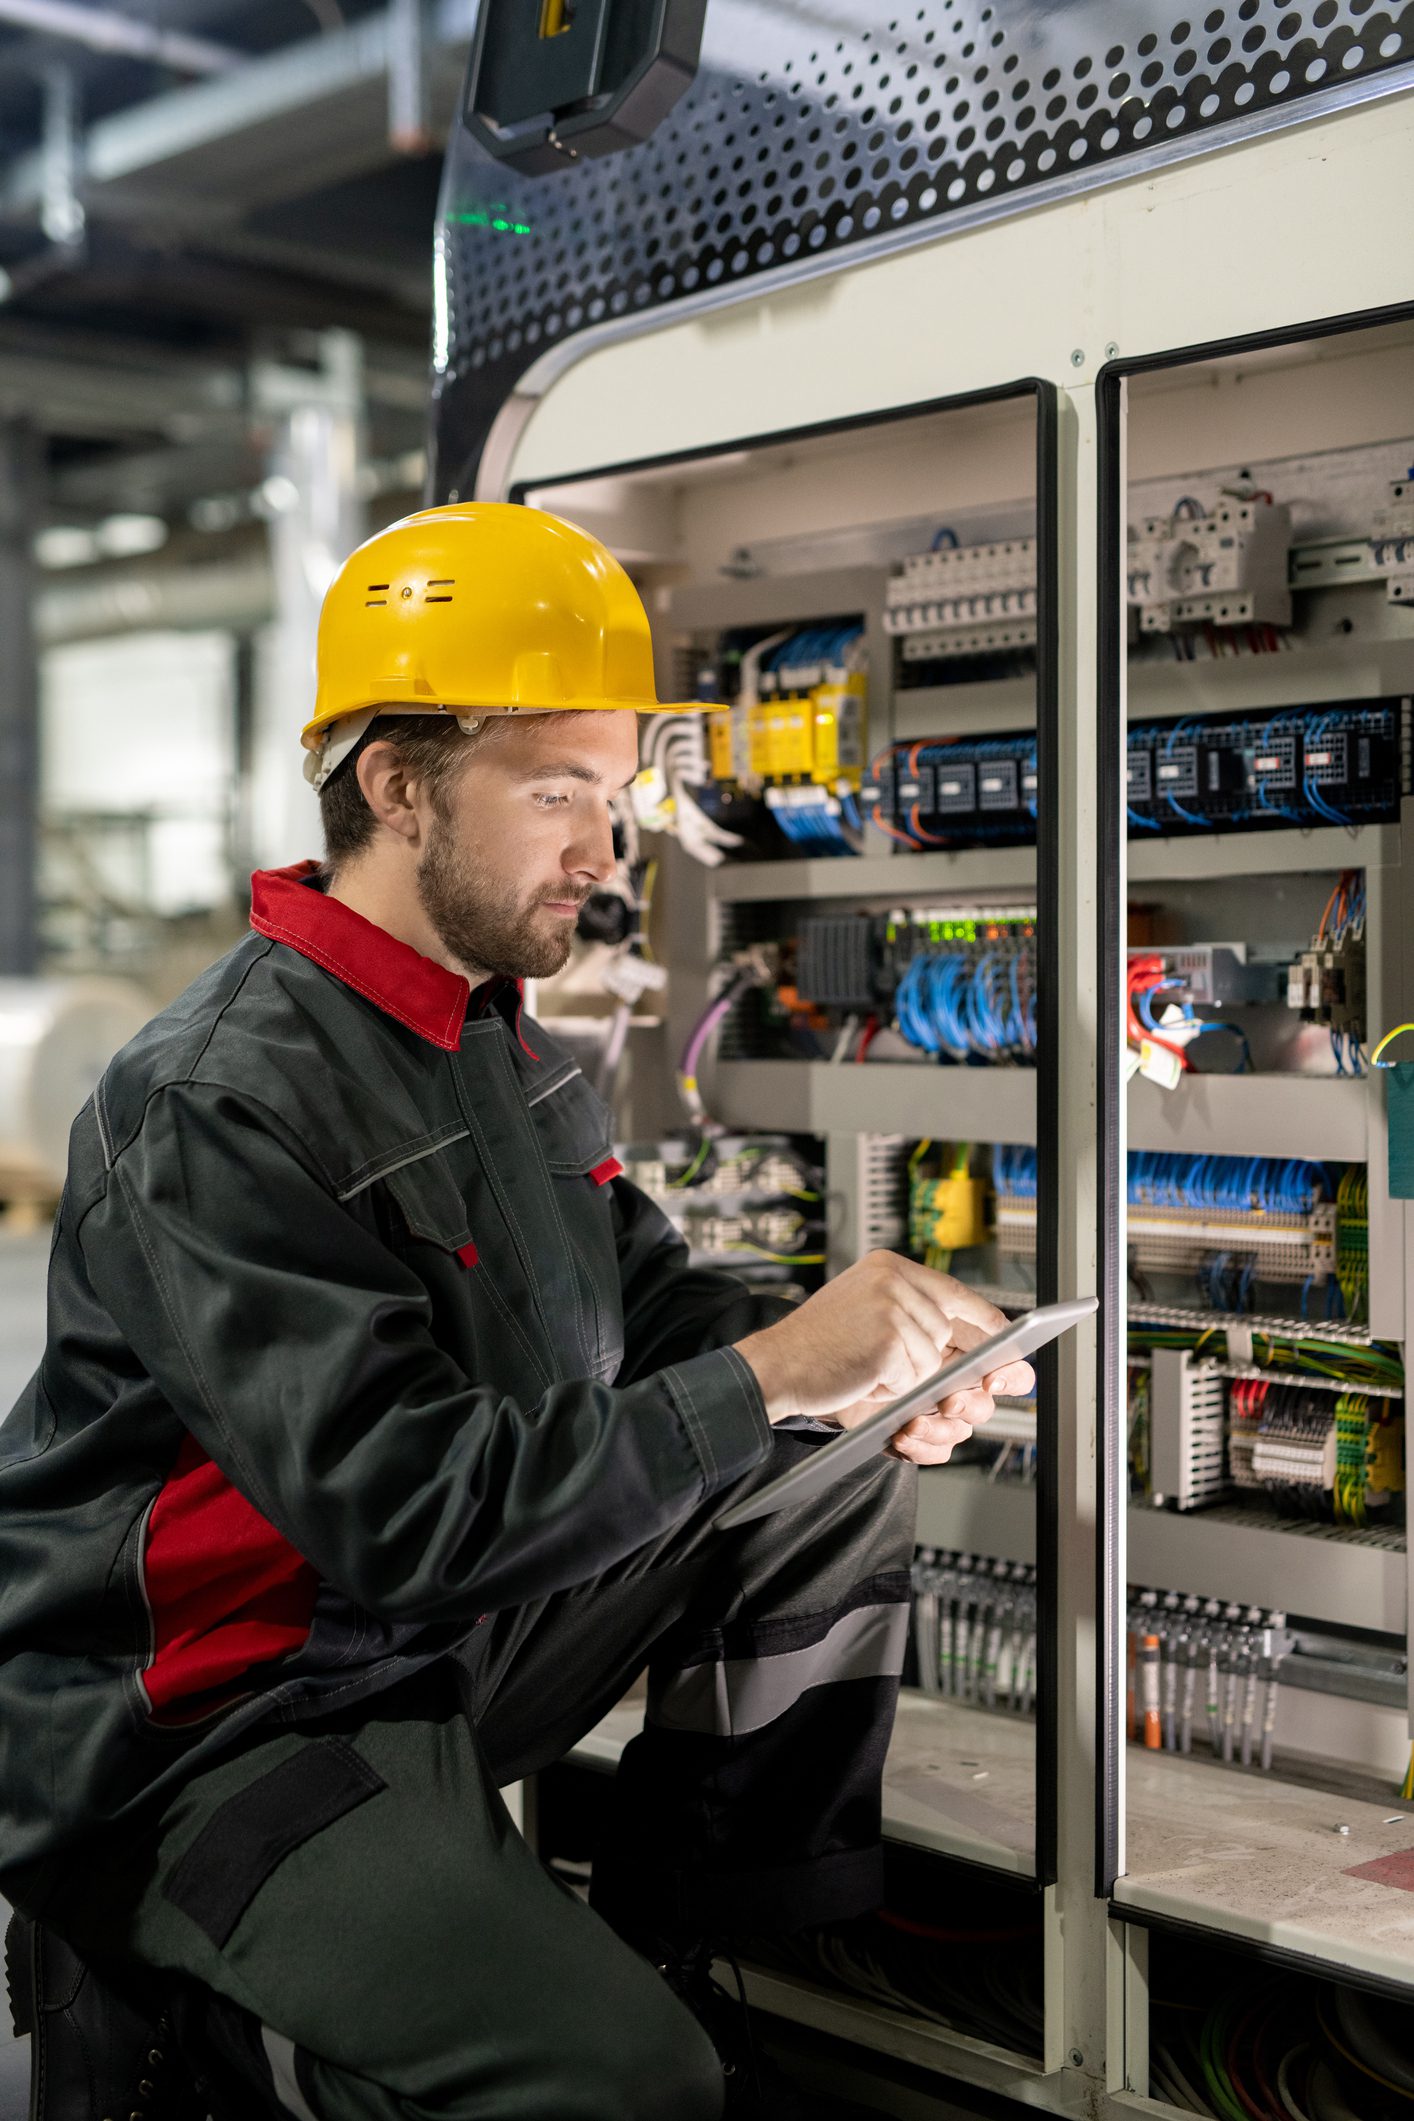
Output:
[525, 1065, 625, 1382]
[378, 1149, 553, 1401]
[381, 1103, 624, 1388]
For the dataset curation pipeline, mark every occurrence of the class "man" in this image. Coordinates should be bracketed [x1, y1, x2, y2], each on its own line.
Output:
[0, 504, 1031, 2121]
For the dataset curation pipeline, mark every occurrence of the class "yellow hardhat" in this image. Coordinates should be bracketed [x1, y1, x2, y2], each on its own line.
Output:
[302, 501, 697, 789]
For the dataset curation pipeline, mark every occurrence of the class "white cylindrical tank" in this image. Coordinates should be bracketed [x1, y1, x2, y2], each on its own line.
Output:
[0, 979, 152, 1189]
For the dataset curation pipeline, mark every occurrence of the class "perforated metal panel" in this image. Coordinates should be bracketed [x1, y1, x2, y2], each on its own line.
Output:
[430, 0, 1414, 494]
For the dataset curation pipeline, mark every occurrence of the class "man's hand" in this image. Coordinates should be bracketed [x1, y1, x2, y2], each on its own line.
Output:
[735, 1252, 1035, 1467]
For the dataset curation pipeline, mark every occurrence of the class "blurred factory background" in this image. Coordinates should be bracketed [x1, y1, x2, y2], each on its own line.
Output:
[0, 13, 467, 2105]
[0, 0, 473, 1215]
[3, 6, 1414, 2117]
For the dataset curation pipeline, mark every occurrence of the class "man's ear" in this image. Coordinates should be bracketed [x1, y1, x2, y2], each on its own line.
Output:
[355, 741, 422, 848]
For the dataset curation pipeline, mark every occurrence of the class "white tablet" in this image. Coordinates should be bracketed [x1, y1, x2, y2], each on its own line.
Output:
[715, 1294, 1098, 1530]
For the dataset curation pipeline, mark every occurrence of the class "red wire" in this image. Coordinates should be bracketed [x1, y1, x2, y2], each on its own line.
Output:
[856, 1015, 880, 1063]
[1249, 1998, 1285, 2120]
[1226, 2005, 1281, 2121]
[1127, 954, 1191, 1068]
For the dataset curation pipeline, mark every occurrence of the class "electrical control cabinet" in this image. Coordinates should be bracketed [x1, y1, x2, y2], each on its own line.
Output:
[488, 114, 1414, 2120]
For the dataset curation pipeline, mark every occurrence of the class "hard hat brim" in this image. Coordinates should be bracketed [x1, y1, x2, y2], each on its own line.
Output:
[300, 696, 709, 755]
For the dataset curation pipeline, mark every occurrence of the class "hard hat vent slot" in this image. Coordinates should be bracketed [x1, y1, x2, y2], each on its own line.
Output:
[365, 582, 390, 606]
[425, 579, 456, 603]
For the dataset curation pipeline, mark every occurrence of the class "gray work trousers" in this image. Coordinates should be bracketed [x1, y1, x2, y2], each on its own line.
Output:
[49, 1435, 916, 2120]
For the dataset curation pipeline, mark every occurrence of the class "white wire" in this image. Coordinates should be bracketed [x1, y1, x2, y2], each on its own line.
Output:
[1277, 2048, 1315, 2121]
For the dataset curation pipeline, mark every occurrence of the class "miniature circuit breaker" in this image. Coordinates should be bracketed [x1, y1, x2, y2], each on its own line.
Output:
[883, 536, 1038, 661]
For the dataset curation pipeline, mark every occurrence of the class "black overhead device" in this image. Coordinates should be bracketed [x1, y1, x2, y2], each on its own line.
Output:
[462, 0, 706, 175]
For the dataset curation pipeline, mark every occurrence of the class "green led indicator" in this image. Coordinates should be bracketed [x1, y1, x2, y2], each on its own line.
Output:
[449, 204, 533, 235]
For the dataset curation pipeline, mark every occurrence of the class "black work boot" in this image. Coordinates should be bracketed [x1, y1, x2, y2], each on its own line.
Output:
[5, 1912, 197, 2120]
[652, 1938, 880, 2120]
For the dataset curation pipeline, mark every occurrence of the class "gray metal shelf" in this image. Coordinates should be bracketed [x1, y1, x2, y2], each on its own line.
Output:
[709, 846, 1036, 903]
[710, 823, 1394, 901]
[1129, 821, 1397, 882]
[704, 1059, 1038, 1140]
[916, 1468, 1405, 1634]
[1129, 1072, 1368, 1159]
[894, 642, 1412, 733]
[707, 1060, 1368, 1159]
[665, 566, 884, 632]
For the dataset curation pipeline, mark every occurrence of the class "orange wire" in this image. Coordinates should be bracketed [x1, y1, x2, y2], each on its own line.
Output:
[872, 805, 918, 847]
[1315, 878, 1342, 942]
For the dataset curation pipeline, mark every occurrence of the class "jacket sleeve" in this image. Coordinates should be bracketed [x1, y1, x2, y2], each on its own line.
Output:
[77, 1080, 770, 1624]
[609, 1173, 798, 1384]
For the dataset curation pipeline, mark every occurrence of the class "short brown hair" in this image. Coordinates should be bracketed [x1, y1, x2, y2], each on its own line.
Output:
[318, 713, 508, 872]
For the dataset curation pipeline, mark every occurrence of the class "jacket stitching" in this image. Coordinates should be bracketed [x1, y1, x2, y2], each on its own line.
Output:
[525, 1063, 582, 1107]
[502, 1039, 601, 1367]
[558, 1210, 622, 1380]
[186, 940, 278, 1089]
[102, 945, 313, 1177]
[474, 1268, 554, 1391]
[253, 912, 465, 1050]
[106, 1077, 341, 1200]
[453, 1054, 556, 1342]
[93, 1079, 114, 1172]
[662, 1362, 715, 1493]
[491, 1039, 599, 1373]
[113, 1158, 291, 1532]
[337, 1129, 472, 1202]
[126, 1496, 159, 1721]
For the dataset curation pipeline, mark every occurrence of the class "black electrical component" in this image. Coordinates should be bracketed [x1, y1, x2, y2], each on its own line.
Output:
[1127, 700, 1408, 838]
[576, 890, 635, 946]
[860, 733, 1038, 849]
[462, 0, 705, 175]
[796, 916, 879, 1009]
[864, 699, 1409, 851]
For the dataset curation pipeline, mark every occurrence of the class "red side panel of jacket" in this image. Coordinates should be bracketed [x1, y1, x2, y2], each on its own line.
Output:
[139, 1432, 320, 1724]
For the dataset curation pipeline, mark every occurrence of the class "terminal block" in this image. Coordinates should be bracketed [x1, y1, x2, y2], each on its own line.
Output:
[1149, 1349, 1228, 1512]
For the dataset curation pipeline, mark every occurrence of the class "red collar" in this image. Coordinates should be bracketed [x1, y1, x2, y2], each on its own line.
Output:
[249, 861, 534, 1056]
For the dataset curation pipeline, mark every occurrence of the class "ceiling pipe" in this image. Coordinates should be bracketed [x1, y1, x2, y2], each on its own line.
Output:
[0, 0, 241, 76]
[36, 550, 274, 645]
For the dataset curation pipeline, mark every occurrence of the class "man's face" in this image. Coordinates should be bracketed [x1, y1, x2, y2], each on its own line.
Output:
[415, 710, 640, 981]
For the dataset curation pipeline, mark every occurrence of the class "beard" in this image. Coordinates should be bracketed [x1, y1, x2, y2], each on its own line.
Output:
[416, 811, 584, 980]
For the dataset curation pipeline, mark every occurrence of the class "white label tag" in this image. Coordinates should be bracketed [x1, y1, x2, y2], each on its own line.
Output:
[1139, 1039, 1184, 1090]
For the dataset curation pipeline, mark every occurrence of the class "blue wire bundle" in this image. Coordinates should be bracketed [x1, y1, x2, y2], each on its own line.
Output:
[995, 1148, 1331, 1219]
[765, 624, 863, 690]
[770, 790, 858, 856]
[895, 946, 1036, 1062]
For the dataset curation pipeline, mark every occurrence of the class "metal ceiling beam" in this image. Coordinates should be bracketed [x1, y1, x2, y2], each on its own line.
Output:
[0, 0, 474, 223]
[0, 296, 427, 446]
[86, 197, 434, 313]
[0, 348, 241, 436]
[0, 0, 240, 75]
